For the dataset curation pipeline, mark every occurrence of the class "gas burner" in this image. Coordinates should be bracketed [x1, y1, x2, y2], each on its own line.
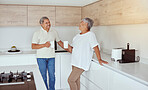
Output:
[0, 71, 36, 90]
[0, 71, 31, 83]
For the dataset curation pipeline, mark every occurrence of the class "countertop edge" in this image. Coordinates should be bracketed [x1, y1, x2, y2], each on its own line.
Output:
[92, 58, 148, 86]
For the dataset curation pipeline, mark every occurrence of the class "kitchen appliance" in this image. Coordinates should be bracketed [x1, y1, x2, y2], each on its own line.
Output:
[0, 71, 36, 90]
[111, 43, 140, 63]
[119, 43, 139, 63]
[111, 48, 122, 61]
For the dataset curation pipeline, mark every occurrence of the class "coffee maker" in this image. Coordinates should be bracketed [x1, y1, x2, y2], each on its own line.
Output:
[119, 43, 140, 63]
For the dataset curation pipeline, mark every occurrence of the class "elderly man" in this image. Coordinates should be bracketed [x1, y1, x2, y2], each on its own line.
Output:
[66, 18, 108, 90]
[32, 17, 64, 90]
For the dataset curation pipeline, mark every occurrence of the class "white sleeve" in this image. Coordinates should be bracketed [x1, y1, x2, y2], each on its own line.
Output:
[71, 37, 74, 47]
[71, 34, 77, 47]
[32, 32, 39, 44]
[89, 32, 99, 49]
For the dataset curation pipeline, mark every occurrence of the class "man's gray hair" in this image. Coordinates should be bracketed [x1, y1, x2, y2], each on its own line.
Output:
[39, 17, 49, 24]
[82, 18, 94, 30]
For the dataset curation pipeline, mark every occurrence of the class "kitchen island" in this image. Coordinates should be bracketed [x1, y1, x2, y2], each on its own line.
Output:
[80, 52, 148, 90]
[0, 50, 71, 90]
[0, 65, 47, 90]
[96, 53, 148, 86]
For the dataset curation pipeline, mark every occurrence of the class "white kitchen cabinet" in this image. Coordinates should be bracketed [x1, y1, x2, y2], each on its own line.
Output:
[81, 75, 102, 90]
[27, 55, 37, 65]
[0, 54, 37, 66]
[81, 61, 109, 90]
[108, 70, 148, 90]
[80, 83, 88, 90]
[55, 54, 61, 89]
[60, 54, 72, 89]
[80, 60, 148, 90]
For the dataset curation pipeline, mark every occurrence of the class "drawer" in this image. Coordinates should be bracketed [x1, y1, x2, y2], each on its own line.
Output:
[80, 75, 102, 90]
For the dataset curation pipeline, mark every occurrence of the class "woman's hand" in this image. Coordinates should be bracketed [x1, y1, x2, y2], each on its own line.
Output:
[93, 46, 108, 65]
[57, 40, 73, 53]
[98, 59, 108, 65]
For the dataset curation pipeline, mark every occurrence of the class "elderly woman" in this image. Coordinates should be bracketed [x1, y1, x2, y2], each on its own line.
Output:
[66, 18, 108, 90]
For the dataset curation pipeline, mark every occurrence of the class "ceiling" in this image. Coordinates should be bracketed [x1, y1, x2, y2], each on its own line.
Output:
[0, 0, 99, 6]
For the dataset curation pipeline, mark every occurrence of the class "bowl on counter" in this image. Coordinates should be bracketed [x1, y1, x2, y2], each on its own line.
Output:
[11, 46, 17, 51]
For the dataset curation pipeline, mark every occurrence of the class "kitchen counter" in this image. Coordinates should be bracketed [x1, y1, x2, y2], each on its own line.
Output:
[92, 53, 148, 86]
[0, 50, 71, 66]
[0, 50, 70, 56]
[0, 65, 46, 90]
[0, 50, 36, 56]
[1, 50, 148, 87]
[0, 50, 71, 90]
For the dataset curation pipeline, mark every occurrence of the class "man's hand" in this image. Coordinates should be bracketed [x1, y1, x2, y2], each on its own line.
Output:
[44, 41, 51, 48]
[98, 59, 108, 65]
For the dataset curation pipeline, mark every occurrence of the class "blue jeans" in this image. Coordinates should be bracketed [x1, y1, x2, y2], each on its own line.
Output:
[37, 58, 55, 90]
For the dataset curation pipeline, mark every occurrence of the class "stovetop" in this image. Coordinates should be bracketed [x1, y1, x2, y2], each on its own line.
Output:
[0, 71, 36, 90]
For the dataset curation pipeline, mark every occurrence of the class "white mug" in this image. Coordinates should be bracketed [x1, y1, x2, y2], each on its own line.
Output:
[50, 41, 54, 48]
[64, 41, 68, 49]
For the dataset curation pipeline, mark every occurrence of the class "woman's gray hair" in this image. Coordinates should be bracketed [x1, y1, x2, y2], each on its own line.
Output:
[82, 18, 94, 30]
[39, 17, 49, 24]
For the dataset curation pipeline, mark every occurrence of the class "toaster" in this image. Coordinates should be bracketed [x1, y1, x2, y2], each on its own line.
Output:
[111, 48, 122, 61]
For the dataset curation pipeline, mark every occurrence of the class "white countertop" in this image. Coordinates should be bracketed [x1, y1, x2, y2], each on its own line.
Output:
[2, 50, 148, 87]
[93, 53, 148, 86]
[0, 50, 71, 56]
[0, 50, 36, 56]
[0, 65, 46, 90]
[0, 50, 71, 90]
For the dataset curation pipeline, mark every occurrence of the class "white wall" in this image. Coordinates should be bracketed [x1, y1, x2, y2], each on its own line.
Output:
[91, 24, 148, 63]
[0, 26, 79, 51]
[0, 24, 148, 63]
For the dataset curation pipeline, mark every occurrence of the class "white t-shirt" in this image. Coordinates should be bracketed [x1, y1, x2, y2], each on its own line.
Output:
[32, 27, 60, 58]
[71, 31, 99, 71]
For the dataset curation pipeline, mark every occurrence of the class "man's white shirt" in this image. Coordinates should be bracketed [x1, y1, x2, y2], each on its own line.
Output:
[32, 27, 60, 58]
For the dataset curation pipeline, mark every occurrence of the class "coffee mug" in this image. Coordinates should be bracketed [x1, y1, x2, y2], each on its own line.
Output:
[50, 41, 54, 48]
[64, 41, 68, 49]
